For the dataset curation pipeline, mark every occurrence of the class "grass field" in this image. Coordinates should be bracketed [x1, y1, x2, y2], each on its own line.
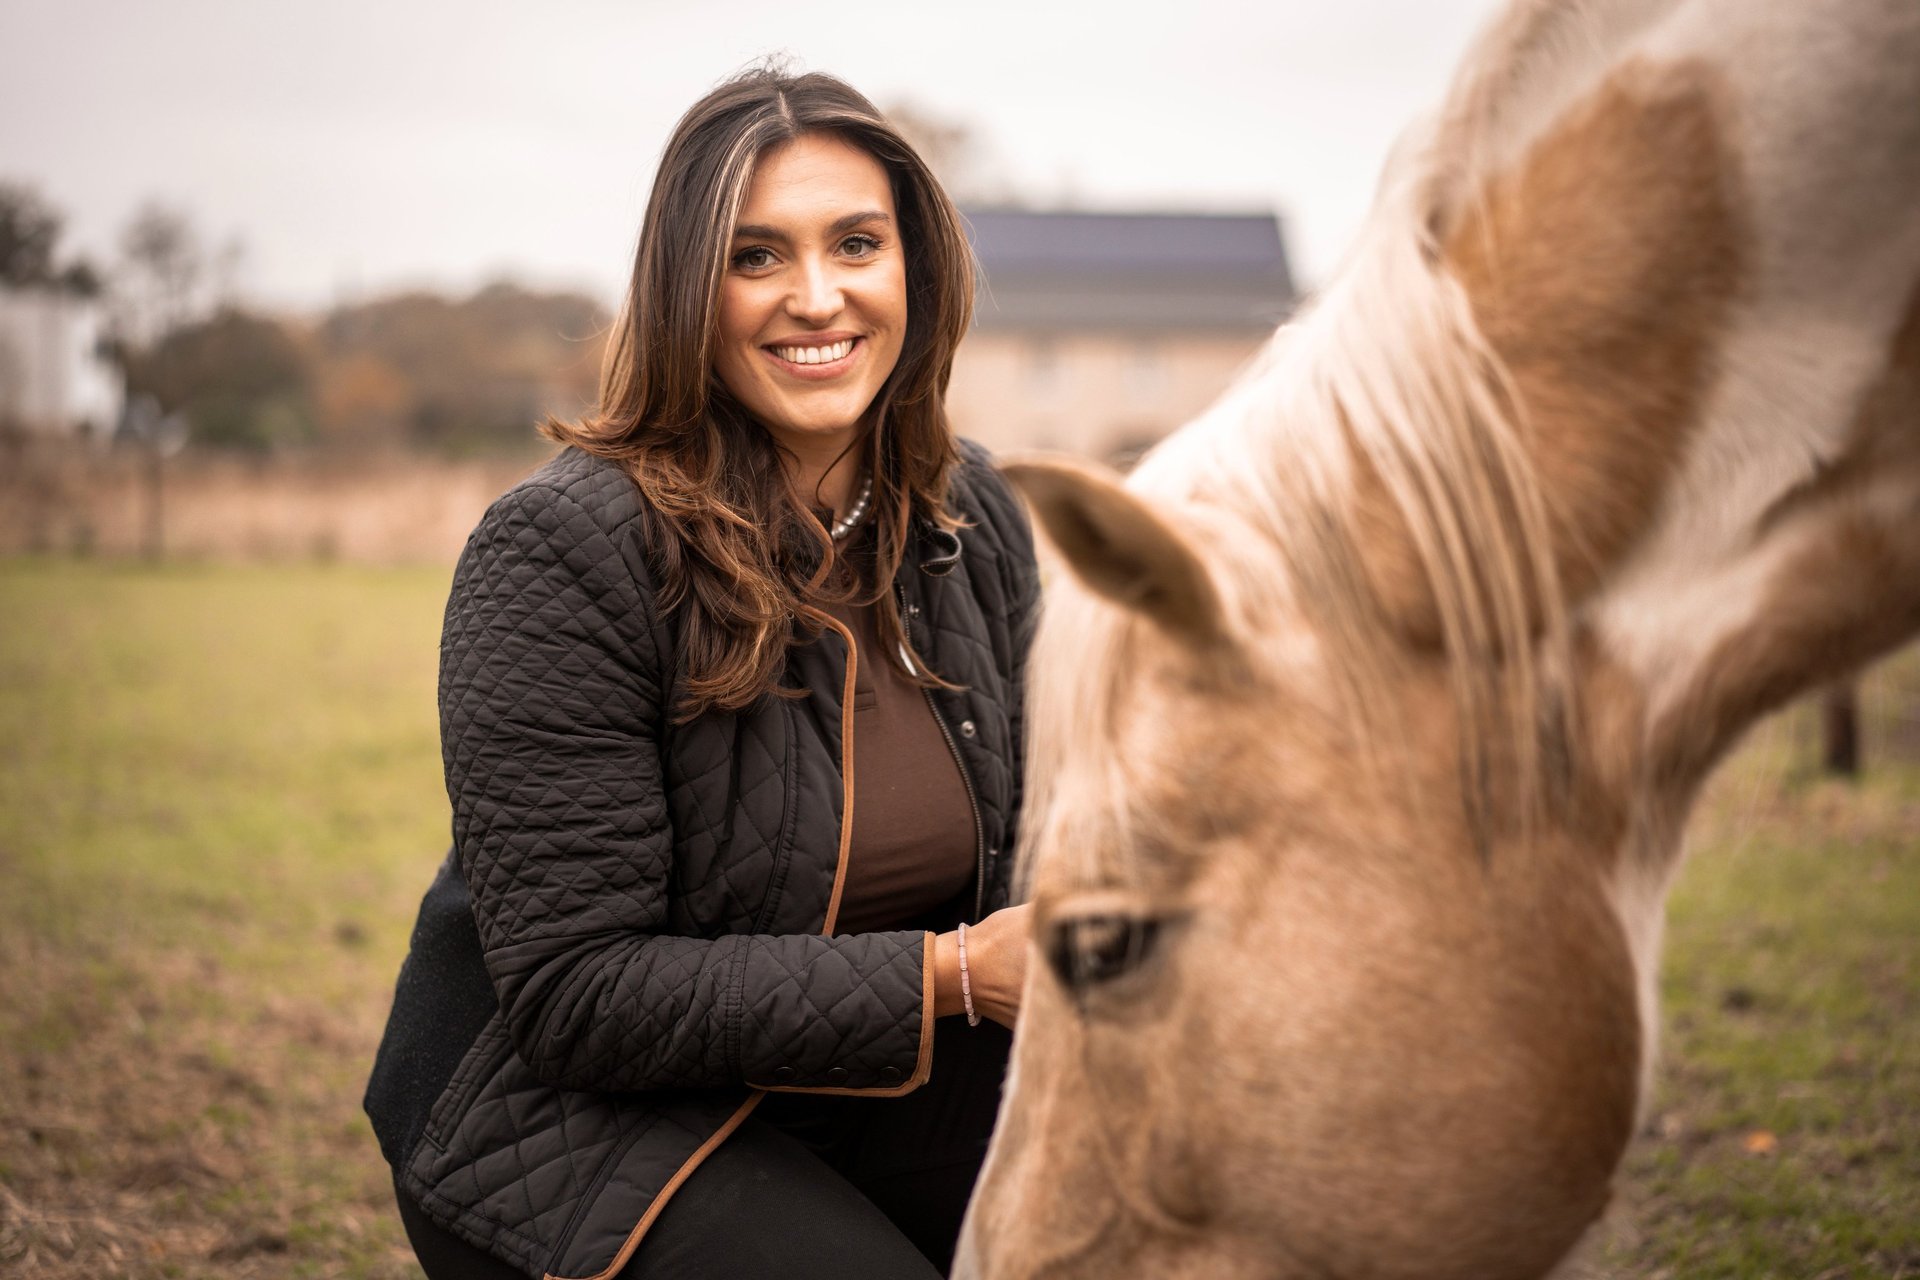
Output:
[0, 558, 1915, 1279]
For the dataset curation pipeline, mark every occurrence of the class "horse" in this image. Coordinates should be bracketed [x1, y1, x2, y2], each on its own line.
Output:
[954, 1, 1920, 1276]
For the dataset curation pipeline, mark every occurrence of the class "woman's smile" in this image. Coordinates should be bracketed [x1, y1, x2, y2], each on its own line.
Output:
[764, 332, 864, 376]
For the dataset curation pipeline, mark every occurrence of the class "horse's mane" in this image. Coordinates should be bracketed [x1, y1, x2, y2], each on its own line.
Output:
[1170, 176, 1571, 843]
[1026, 7, 1668, 873]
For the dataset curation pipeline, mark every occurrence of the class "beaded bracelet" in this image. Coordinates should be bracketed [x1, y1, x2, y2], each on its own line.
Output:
[958, 921, 981, 1026]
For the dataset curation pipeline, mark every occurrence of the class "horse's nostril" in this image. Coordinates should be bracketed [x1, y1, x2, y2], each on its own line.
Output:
[1043, 914, 1166, 997]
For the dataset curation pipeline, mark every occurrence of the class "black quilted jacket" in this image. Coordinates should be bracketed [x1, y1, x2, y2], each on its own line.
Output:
[364, 442, 1038, 1280]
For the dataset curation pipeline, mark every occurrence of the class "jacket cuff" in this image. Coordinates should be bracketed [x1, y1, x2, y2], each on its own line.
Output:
[749, 931, 937, 1097]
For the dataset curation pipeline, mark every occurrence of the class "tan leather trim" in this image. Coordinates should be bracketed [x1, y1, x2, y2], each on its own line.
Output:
[817, 611, 859, 937]
[754, 929, 939, 1098]
[917, 926, 937, 1075]
[542, 1090, 766, 1280]
[761, 616, 939, 1099]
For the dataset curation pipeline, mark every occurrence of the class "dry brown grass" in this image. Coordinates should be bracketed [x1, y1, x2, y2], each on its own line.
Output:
[0, 938, 417, 1278]
[0, 438, 554, 565]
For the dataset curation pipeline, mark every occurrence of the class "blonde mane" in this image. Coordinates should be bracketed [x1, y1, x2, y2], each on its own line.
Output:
[1029, 96, 1587, 875]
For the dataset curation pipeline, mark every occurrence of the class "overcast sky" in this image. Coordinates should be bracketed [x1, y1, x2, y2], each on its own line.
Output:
[1, 0, 1501, 312]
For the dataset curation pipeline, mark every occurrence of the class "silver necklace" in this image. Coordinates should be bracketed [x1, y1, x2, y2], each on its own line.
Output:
[830, 474, 874, 542]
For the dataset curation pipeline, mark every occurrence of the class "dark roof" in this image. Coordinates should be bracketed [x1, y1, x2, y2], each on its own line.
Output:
[960, 208, 1295, 335]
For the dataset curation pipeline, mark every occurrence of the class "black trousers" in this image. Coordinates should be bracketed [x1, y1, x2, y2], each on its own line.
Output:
[395, 1018, 1012, 1280]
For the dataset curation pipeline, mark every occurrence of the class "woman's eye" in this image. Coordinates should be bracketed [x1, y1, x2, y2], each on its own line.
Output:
[840, 234, 881, 259]
[732, 247, 776, 270]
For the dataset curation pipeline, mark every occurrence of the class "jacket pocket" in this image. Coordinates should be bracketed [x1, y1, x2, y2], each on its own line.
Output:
[421, 1013, 513, 1152]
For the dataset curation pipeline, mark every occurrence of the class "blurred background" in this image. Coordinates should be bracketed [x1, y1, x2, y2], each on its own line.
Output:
[1, 2, 1914, 1276]
[1, 0, 1508, 559]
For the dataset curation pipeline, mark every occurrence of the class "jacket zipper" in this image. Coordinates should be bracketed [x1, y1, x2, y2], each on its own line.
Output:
[897, 581, 989, 922]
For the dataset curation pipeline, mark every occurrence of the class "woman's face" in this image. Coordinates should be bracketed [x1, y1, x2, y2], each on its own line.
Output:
[715, 132, 908, 459]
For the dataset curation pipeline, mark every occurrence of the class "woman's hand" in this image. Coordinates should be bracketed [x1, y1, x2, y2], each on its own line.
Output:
[933, 903, 1033, 1029]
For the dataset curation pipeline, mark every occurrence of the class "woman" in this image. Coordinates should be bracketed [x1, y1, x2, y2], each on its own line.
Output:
[363, 68, 1040, 1280]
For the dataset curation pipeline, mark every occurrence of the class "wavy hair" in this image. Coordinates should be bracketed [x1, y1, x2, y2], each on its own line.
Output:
[542, 66, 975, 720]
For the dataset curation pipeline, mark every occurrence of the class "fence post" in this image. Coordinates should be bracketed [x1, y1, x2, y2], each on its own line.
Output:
[1821, 682, 1860, 776]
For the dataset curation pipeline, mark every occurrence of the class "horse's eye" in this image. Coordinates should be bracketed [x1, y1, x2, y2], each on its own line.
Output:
[1042, 914, 1168, 1000]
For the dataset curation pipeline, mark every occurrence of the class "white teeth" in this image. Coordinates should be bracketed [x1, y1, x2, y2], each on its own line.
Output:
[774, 339, 853, 365]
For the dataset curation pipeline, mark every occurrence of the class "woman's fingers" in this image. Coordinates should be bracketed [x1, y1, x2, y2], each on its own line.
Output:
[975, 903, 1033, 1027]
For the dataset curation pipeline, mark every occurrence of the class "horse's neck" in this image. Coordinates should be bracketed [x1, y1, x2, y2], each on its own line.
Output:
[1388, 0, 1917, 1106]
[1590, 279, 1920, 804]
[1591, 289, 1920, 722]
[1570, 0, 1920, 795]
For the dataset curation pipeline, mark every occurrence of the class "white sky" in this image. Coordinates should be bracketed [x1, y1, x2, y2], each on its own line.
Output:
[0, 0, 1502, 312]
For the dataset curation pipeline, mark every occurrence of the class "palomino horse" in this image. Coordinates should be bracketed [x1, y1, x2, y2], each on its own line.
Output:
[956, 0, 1920, 1276]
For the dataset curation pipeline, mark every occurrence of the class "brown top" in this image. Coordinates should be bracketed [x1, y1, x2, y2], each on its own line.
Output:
[824, 596, 976, 935]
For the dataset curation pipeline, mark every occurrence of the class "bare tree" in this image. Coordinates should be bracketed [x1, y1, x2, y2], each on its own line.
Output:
[116, 202, 210, 562]
[118, 202, 205, 348]
[210, 233, 247, 309]
[1, 182, 102, 293]
[882, 101, 1017, 207]
[0, 182, 64, 286]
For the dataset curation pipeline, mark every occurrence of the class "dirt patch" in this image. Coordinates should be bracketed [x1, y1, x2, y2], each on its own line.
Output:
[0, 937, 417, 1280]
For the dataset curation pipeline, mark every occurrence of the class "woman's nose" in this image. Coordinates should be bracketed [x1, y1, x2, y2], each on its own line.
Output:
[785, 257, 845, 323]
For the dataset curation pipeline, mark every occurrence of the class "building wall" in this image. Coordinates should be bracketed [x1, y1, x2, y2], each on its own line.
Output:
[0, 287, 124, 439]
[946, 329, 1270, 462]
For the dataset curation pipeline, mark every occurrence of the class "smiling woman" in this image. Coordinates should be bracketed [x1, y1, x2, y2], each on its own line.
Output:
[362, 67, 1042, 1280]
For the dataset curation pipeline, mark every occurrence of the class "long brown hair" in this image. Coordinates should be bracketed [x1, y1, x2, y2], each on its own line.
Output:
[543, 66, 976, 721]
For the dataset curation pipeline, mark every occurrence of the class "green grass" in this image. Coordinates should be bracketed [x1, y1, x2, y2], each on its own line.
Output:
[0, 559, 451, 1278]
[0, 558, 1915, 1278]
[1581, 720, 1920, 1280]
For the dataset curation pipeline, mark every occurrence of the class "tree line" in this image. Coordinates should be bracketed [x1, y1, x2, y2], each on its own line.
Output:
[2, 182, 608, 456]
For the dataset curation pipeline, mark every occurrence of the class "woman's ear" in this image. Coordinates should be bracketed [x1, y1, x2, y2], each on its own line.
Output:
[1001, 456, 1227, 648]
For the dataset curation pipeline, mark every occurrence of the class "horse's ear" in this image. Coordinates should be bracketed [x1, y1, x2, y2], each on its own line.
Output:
[1001, 456, 1227, 647]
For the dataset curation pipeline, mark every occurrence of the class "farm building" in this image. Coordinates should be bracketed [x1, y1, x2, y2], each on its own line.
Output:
[947, 208, 1296, 462]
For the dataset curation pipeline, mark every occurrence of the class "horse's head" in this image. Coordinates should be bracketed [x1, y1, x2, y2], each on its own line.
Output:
[958, 0, 1920, 1274]
[958, 454, 1643, 1280]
